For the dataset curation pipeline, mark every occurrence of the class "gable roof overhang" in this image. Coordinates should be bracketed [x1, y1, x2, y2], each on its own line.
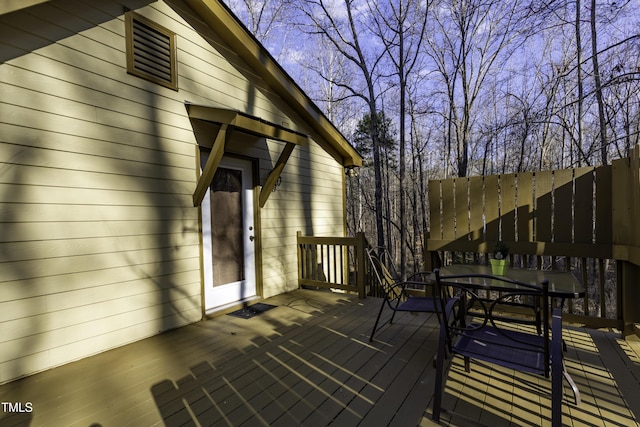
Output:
[0, 0, 49, 15]
[183, 0, 362, 169]
[189, 104, 308, 208]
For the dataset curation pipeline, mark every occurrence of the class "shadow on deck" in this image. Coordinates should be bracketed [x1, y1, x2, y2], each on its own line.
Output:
[1, 289, 639, 426]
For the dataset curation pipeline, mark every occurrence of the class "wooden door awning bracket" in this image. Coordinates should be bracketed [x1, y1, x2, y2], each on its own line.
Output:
[189, 104, 308, 207]
[259, 142, 295, 207]
[193, 123, 228, 206]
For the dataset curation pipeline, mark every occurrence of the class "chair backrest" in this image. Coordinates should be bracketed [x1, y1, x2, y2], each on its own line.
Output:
[434, 270, 550, 375]
[366, 247, 402, 299]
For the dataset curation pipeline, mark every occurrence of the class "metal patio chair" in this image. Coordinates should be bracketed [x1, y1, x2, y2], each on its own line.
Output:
[366, 247, 440, 342]
[432, 269, 580, 427]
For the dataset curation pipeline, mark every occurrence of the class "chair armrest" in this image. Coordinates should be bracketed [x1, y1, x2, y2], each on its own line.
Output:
[380, 280, 429, 301]
[404, 270, 435, 291]
[407, 271, 433, 282]
[389, 273, 437, 295]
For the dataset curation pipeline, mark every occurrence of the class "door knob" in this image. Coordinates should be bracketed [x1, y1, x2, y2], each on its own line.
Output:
[249, 235, 255, 241]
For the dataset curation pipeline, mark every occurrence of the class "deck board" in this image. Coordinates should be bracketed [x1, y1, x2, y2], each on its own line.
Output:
[1, 289, 639, 427]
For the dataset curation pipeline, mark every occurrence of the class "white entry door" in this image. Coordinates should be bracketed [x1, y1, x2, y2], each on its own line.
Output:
[201, 155, 256, 314]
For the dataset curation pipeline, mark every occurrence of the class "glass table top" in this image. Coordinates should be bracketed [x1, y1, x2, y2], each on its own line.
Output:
[438, 264, 585, 299]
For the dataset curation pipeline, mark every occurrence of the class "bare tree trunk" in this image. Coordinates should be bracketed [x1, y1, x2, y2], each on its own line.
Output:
[576, 0, 585, 165]
[398, 10, 407, 276]
[371, 107, 386, 250]
[591, 0, 608, 164]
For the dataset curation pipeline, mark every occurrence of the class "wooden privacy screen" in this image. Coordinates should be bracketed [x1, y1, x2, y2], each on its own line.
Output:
[428, 144, 640, 264]
[427, 166, 614, 259]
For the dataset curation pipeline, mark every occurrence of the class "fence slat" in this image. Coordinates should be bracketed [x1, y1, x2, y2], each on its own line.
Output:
[455, 177, 469, 239]
[485, 175, 499, 240]
[535, 170, 553, 242]
[517, 172, 534, 242]
[501, 174, 517, 242]
[442, 179, 455, 240]
[469, 176, 484, 240]
[554, 168, 574, 244]
[574, 167, 595, 244]
[596, 165, 613, 245]
[428, 180, 442, 239]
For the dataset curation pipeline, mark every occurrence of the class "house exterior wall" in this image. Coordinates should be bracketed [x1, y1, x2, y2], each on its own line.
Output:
[0, 0, 346, 384]
[258, 138, 346, 298]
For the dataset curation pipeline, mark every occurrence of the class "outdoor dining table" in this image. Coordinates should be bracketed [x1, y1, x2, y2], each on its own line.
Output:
[438, 264, 586, 301]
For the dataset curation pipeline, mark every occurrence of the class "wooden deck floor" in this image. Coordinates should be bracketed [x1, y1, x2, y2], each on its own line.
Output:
[1, 289, 639, 427]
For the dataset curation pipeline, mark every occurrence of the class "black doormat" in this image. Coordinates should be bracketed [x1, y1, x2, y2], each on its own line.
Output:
[227, 303, 277, 319]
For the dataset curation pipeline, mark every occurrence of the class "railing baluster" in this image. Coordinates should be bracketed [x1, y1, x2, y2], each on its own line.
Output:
[598, 259, 606, 318]
[330, 245, 338, 282]
[340, 244, 344, 285]
[581, 257, 589, 317]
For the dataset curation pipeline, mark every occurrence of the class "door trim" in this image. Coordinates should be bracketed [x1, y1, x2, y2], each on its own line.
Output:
[198, 152, 262, 316]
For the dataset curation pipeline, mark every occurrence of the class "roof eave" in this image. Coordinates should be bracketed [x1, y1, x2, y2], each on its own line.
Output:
[183, 0, 362, 167]
[0, 0, 50, 15]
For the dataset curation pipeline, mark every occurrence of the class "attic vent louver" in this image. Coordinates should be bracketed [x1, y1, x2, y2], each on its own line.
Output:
[125, 12, 177, 90]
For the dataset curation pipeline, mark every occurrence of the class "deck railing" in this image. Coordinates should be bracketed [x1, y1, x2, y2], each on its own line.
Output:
[297, 232, 370, 298]
[426, 144, 640, 335]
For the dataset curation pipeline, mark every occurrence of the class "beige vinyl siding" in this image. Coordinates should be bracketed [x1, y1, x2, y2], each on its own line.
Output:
[1, 0, 349, 384]
[1, 2, 204, 383]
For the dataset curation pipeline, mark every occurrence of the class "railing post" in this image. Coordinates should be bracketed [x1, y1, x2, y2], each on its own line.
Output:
[620, 261, 640, 337]
[356, 232, 367, 298]
[423, 230, 442, 271]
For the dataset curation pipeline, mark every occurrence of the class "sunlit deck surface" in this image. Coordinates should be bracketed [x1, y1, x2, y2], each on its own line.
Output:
[1, 289, 639, 427]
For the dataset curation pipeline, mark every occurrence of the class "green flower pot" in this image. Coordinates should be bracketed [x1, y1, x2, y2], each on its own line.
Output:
[490, 259, 507, 276]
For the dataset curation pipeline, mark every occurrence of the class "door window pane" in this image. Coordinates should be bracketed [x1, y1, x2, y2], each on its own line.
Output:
[210, 167, 244, 286]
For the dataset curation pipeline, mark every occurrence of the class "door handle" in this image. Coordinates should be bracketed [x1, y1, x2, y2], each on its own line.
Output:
[249, 235, 255, 241]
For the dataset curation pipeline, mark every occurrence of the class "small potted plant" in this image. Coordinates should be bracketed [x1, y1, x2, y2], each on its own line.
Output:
[490, 241, 509, 275]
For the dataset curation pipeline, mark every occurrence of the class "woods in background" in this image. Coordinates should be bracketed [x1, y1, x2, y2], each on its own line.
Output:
[227, 0, 640, 271]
